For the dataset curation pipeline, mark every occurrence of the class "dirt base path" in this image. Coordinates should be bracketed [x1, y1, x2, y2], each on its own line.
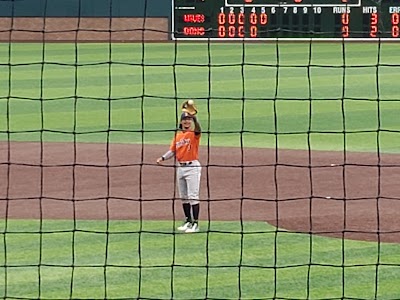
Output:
[1, 142, 400, 243]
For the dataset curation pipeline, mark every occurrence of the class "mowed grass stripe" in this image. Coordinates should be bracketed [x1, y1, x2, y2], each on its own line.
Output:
[2, 102, 400, 150]
[1, 42, 400, 150]
[1, 220, 400, 298]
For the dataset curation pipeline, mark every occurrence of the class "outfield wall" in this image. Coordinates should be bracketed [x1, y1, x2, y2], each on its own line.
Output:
[0, 0, 170, 41]
[0, 0, 170, 17]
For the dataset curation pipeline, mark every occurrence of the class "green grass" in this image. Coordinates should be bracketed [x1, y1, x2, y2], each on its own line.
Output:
[1, 42, 400, 151]
[1, 42, 400, 299]
[1, 219, 400, 299]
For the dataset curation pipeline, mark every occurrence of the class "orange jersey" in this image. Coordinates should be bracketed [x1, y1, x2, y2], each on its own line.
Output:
[170, 130, 201, 162]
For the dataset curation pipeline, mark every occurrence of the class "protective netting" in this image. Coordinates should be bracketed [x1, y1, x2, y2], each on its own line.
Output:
[1, 0, 400, 299]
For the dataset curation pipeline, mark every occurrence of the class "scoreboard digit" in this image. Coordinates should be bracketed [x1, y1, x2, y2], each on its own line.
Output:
[172, 0, 400, 40]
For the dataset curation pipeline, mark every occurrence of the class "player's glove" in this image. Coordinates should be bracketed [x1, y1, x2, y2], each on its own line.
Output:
[181, 99, 198, 115]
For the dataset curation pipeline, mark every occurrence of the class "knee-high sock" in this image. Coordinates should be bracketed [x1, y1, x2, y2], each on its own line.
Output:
[192, 203, 200, 222]
[183, 203, 191, 221]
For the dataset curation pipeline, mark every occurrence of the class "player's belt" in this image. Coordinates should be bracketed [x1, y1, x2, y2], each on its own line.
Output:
[179, 161, 193, 166]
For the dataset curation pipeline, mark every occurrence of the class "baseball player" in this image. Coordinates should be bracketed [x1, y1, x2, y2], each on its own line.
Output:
[156, 109, 202, 233]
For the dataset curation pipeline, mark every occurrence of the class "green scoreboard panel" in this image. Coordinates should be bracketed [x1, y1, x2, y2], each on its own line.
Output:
[172, 0, 400, 40]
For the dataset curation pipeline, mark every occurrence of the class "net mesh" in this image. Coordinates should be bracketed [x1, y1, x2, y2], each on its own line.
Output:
[1, 0, 400, 299]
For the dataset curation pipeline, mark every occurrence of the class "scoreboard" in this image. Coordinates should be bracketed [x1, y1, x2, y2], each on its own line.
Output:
[172, 0, 400, 40]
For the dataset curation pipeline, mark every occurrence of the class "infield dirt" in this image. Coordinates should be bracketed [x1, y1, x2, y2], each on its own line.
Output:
[1, 141, 400, 243]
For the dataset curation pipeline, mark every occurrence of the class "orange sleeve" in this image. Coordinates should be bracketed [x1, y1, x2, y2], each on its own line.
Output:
[169, 138, 175, 152]
[169, 132, 179, 152]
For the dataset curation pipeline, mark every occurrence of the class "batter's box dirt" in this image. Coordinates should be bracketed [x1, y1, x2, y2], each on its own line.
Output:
[1, 141, 400, 243]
